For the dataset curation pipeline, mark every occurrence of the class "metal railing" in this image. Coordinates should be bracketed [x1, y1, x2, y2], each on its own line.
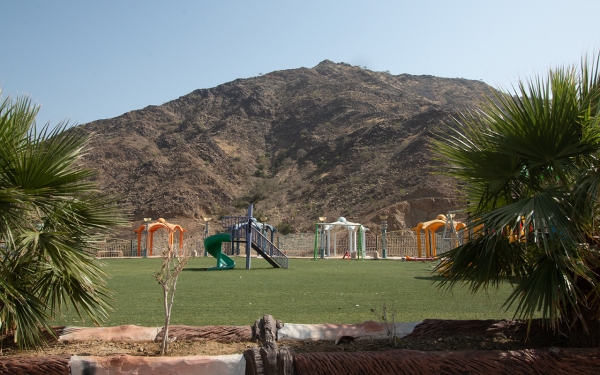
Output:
[250, 227, 288, 268]
[89, 227, 463, 260]
[221, 215, 289, 268]
[276, 230, 461, 258]
[89, 241, 135, 258]
[222, 216, 248, 233]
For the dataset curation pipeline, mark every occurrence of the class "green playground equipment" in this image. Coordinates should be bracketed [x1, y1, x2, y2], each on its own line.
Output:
[204, 233, 236, 270]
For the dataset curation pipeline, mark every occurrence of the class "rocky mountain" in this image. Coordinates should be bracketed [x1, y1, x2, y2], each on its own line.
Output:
[76, 60, 494, 237]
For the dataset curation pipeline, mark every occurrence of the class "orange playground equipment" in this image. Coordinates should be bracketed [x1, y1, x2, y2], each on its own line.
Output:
[134, 218, 186, 256]
[410, 214, 465, 260]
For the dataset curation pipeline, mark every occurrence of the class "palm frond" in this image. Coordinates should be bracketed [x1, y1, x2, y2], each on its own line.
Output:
[0, 91, 126, 349]
[434, 53, 600, 331]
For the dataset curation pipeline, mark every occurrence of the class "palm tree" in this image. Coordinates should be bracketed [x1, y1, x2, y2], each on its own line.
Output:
[0, 91, 125, 348]
[434, 55, 600, 346]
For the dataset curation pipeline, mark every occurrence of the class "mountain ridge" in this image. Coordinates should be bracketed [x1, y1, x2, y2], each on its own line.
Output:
[77, 60, 493, 237]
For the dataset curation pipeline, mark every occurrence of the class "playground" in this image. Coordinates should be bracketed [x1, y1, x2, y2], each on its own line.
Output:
[98, 208, 468, 267]
[42, 209, 588, 374]
[65, 208, 484, 328]
[9, 257, 599, 373]
[14, 213, 597, 374]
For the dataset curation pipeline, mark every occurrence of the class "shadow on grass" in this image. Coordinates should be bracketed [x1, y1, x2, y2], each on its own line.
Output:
[413, 275, 445, 281]
[183, 266, 275, 272]
[184, 267, 240, 272]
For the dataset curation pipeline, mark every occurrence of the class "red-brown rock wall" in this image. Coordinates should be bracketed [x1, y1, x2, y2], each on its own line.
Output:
[294, 348, 600, 375]
[0, 355, 69, 375]
[156, 325, 252, 343]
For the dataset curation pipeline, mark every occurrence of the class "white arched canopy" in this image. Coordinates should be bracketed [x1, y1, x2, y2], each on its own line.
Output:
[314, 217, 368, 259]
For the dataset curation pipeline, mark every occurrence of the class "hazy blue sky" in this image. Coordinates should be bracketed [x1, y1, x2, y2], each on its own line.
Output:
[1, 0, 599, 128]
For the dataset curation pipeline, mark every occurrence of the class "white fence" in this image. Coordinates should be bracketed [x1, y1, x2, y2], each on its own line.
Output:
[90, 229, 463, 258]
[276, 230, 456, 258]
[89, 241, 135, 258]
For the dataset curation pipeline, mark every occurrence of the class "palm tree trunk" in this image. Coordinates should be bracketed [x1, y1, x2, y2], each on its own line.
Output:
[568, 273, 600, 347]
[569, 307, 600, 347]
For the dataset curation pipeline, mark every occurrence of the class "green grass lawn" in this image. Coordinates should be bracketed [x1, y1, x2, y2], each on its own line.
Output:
[54, 257, 518, 327]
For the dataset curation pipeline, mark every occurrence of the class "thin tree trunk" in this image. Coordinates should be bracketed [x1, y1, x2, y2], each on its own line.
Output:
[155, 244, 188, 356]
[161, 285, 170, 355]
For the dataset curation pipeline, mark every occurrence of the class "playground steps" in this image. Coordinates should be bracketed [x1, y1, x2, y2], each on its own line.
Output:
[248, 227, 288, 268]
[222, 216, 289, 269]
[251, 242, 282, 268]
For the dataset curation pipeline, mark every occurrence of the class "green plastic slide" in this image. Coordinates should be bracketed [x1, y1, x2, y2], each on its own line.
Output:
[204, 233, 236, 270]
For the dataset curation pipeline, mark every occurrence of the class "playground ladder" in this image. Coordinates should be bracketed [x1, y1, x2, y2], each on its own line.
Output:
[441, 210, 463, 255]
[222, 216, 289, 269]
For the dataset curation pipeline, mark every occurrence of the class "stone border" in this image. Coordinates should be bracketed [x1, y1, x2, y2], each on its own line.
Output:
[277, 321, 422, 341]
[2, 318, 595, 375]
[57, 321, 422, 344]
[294, 348, 600, 375]
[59, 325, 161, 342]
[10, 320, 423, 375]
[70, 354, 245, 375]
[58, 324, 253, 344]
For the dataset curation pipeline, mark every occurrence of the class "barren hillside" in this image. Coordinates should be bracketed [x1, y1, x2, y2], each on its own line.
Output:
[76, 60, 493, 237]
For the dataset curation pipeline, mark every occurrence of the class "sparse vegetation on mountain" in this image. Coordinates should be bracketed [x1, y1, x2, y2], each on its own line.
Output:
[77, 60, 494, 235]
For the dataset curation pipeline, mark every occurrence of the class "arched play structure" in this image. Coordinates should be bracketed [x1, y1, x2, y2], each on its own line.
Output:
[410, 213, 465, 260]
[134, 218, 185, 257]
[314, 217, 368, 260]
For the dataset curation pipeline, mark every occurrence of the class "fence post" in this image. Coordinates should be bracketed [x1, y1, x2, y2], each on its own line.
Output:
[246, 204, 253, 270]
[381, 220, 387, 259]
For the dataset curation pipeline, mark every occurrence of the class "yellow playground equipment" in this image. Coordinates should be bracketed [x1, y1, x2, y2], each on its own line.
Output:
[410, 214, 466, 260]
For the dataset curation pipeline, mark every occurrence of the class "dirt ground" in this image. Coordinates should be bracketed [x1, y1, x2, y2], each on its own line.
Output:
[0, 330, 569, 358]
[0, 321, 593, 375]
[0, 319, 574, 358]
[0, 339, 253, 358]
